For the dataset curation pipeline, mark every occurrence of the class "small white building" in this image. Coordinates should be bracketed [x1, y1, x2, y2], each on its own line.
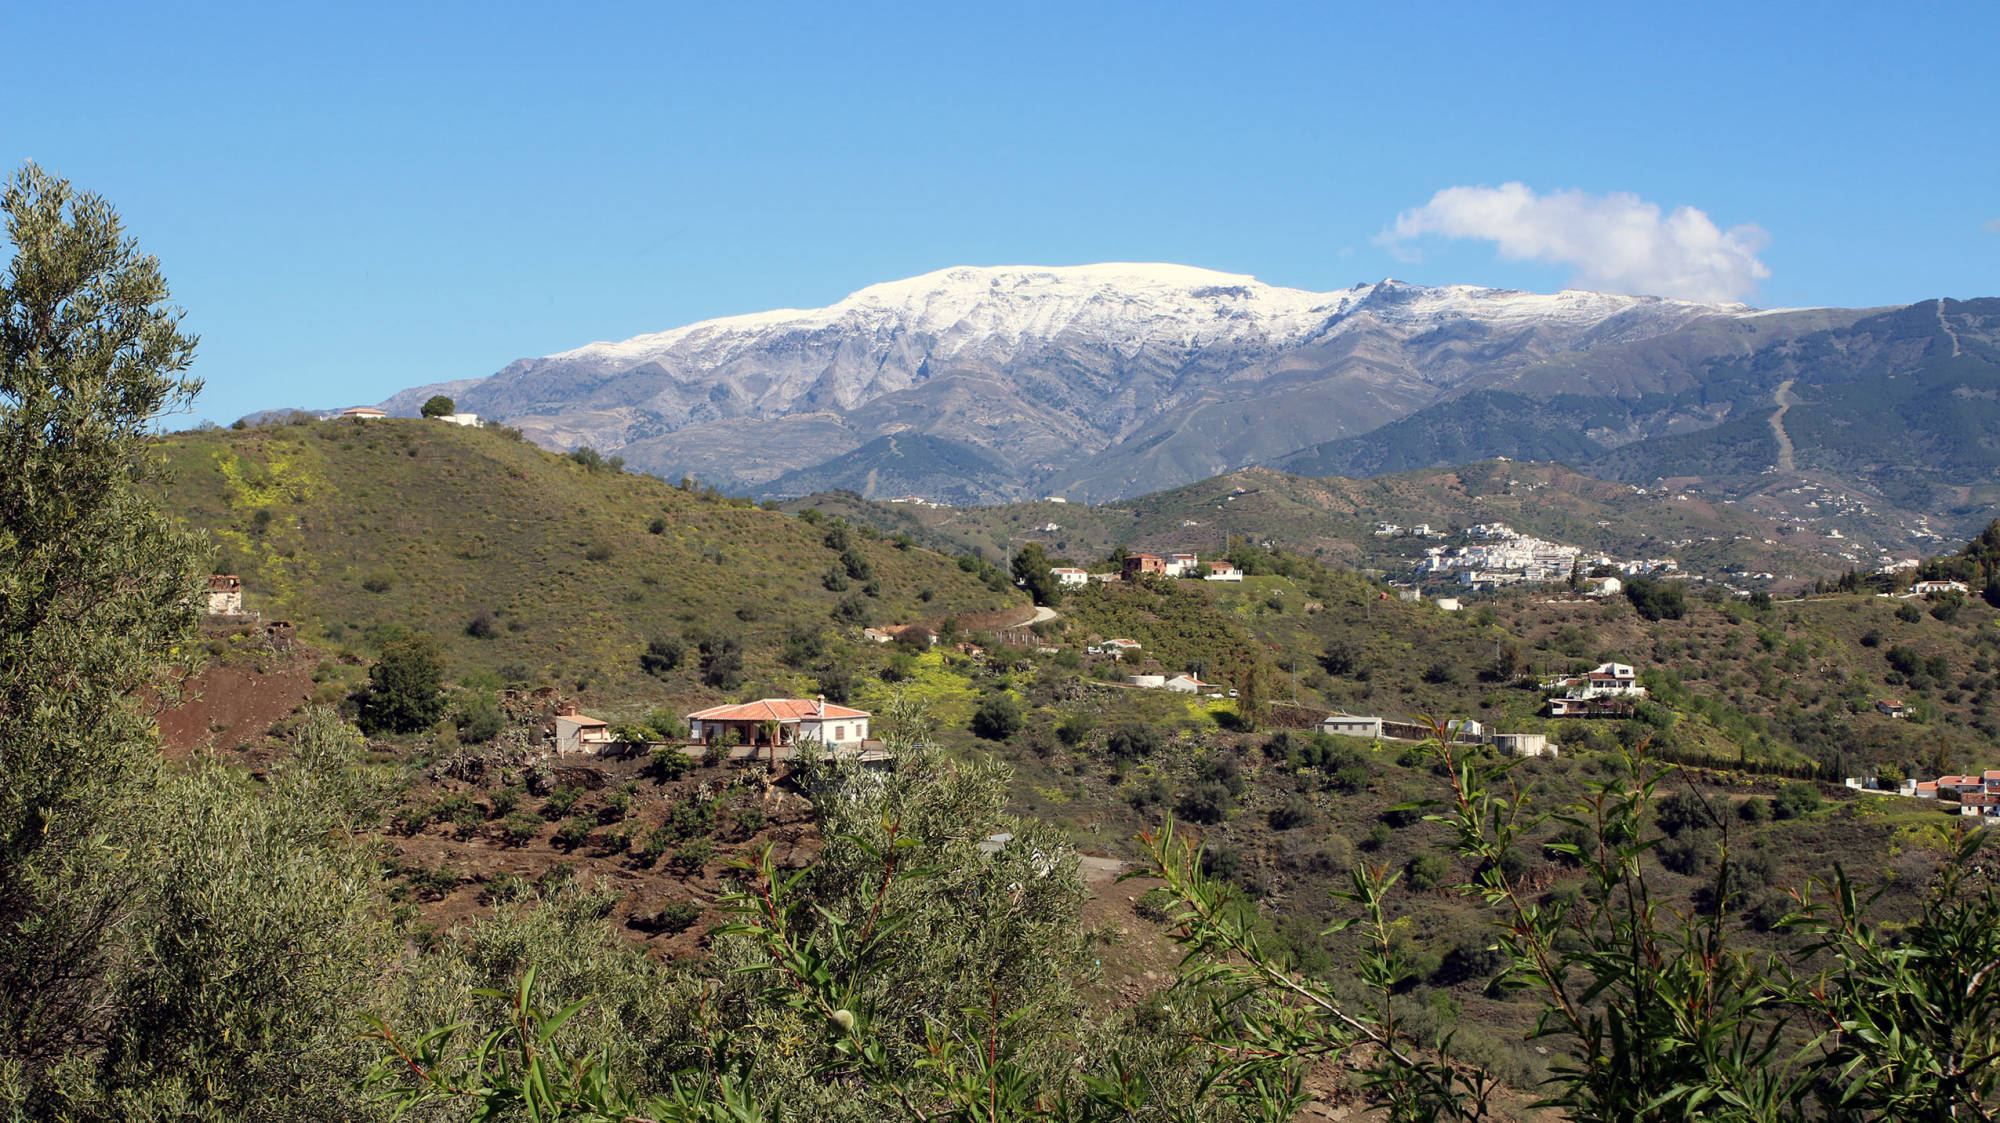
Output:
[1089, 638, 1143, 658]
[1164, 553, 1201, 578]
[1912, 580, 1970, 596]
[1321, 713, 1383, 740]
[1581, 576, 1623, 598]
[1203, 564, 1243, 582]
[1050, 567, 1089, 587]
[1125, 674, 1167, 689]
[1433, 597, 1463, 612]
[339, 406, 388, 419]
[436, 412, 480, 427]
[1491, 732, 1554, 758]
[1163, 673, 1217, 694]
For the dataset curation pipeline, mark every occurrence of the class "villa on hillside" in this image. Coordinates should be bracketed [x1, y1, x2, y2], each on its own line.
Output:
[1321, 713, 1384, 740]
[1050, 566, 1089, 587]
[1089, 638, 1143, 658]
[1911, 580, 1970, 596]
[339, 406, 388, 419]
[685, 696, 872, 751]
[1204, 563, 1243, 581]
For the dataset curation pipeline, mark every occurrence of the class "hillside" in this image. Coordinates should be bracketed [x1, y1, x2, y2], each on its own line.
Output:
[153, 417, 1026, 711]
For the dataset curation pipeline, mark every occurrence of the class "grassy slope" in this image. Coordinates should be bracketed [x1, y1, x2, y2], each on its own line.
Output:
[153, 418, 1025, 713]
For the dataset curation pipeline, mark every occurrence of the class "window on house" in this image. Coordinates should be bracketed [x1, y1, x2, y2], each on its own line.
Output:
[834, 726, 845, 741]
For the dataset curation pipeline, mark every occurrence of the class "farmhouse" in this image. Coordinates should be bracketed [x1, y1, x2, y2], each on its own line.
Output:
[1121, 554, 1166, 580]
[1321, 713, 1383, 740]
[554, 709, 617, 756]
[1203, 564, 1243, 582]
[1050, 567, 1089, 587]
[205, 574, 244, 615]
[1581, 576, 1623, 598]
[685, 697, 871, 751]
[339, 406, 388, 419]
[1912, 580, 1970, 596]
[1876, 699, 1908, 718]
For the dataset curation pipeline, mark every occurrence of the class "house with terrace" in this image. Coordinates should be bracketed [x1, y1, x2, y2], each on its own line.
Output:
[685, 697, 872, 756]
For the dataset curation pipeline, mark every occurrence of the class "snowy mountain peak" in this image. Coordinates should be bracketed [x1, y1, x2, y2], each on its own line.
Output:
[551, 264, 1748, 373]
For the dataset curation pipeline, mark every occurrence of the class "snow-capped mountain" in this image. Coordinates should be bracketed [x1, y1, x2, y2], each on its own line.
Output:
[378, 264, 1753, 502]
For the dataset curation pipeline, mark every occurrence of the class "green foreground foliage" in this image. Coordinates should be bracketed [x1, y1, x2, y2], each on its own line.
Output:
[8, 163, 2000, 1122]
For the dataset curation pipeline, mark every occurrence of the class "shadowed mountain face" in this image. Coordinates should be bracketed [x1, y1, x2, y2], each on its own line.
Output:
[377, 264, 1746, 502]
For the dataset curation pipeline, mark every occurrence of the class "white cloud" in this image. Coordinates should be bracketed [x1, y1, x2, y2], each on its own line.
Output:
[1378, 182, 1771, 303]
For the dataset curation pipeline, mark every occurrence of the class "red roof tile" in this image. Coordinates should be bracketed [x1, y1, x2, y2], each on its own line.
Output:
[686, 698, 870, 722]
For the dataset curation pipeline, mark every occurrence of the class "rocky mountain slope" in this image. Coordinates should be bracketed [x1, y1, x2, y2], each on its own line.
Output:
[378, 264, 1744, 502]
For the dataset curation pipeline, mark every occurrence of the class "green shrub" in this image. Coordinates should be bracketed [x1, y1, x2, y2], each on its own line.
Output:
[970, 695, 1023, 741]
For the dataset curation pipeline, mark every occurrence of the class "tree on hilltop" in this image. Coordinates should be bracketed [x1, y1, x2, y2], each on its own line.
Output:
[420, 394, 454, 418]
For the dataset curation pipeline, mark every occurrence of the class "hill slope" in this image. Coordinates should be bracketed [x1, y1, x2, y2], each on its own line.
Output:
[153, 418, 1025, 702]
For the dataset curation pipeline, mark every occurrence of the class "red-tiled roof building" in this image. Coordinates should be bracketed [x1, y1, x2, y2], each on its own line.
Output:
[685, 696, 871, 751]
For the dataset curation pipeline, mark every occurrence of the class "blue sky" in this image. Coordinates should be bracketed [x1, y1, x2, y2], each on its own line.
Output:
[6, 1, 1995, 425]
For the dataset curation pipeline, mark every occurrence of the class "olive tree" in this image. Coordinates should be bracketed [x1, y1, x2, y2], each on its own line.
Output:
[0, 162, 206, 1091]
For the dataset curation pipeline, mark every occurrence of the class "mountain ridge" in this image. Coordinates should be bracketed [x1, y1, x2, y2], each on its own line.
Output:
[373, 264, 1748, 500]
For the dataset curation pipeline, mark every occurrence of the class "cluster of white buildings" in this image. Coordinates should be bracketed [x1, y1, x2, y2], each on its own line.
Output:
[1850, 769, 2000, 821]
[1409, 522, 1679, 590]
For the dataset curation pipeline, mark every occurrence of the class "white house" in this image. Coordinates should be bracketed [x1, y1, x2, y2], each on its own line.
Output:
[1204, 564, 1243, 582]
[1125, 674, 1167, 689]
[555, 710, 618, 756]
[1089, 638, 1143, 658]
[1581, 662, 1645, 697]
[1491, 732, 1554, 758]
[862, 627, 895, 644]
[1163, 673, 1217, 694]
[436, 412, 480, 427]
[1913, 580, 1970, 596]
[1434, 597, 1463, 612]
[1581, 576, 1623, 598]
[339, 406, 388, 419]
[1050, 567, 1089, 587]
[686, 697, 871, 751]
[1164, 553, 1201, 578]
[1321, 713, 1383, 740]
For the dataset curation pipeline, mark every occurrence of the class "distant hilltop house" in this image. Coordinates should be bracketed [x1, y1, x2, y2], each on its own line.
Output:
[685, 696, 872, 751]
[1089, 638, 1143, 658]
[1050, 566, 1089, 587]
[339, 406, 388, 419]
[434, 412, 480, 427]
[204, 574, 243, 615]
[554, 708, 617, 756]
